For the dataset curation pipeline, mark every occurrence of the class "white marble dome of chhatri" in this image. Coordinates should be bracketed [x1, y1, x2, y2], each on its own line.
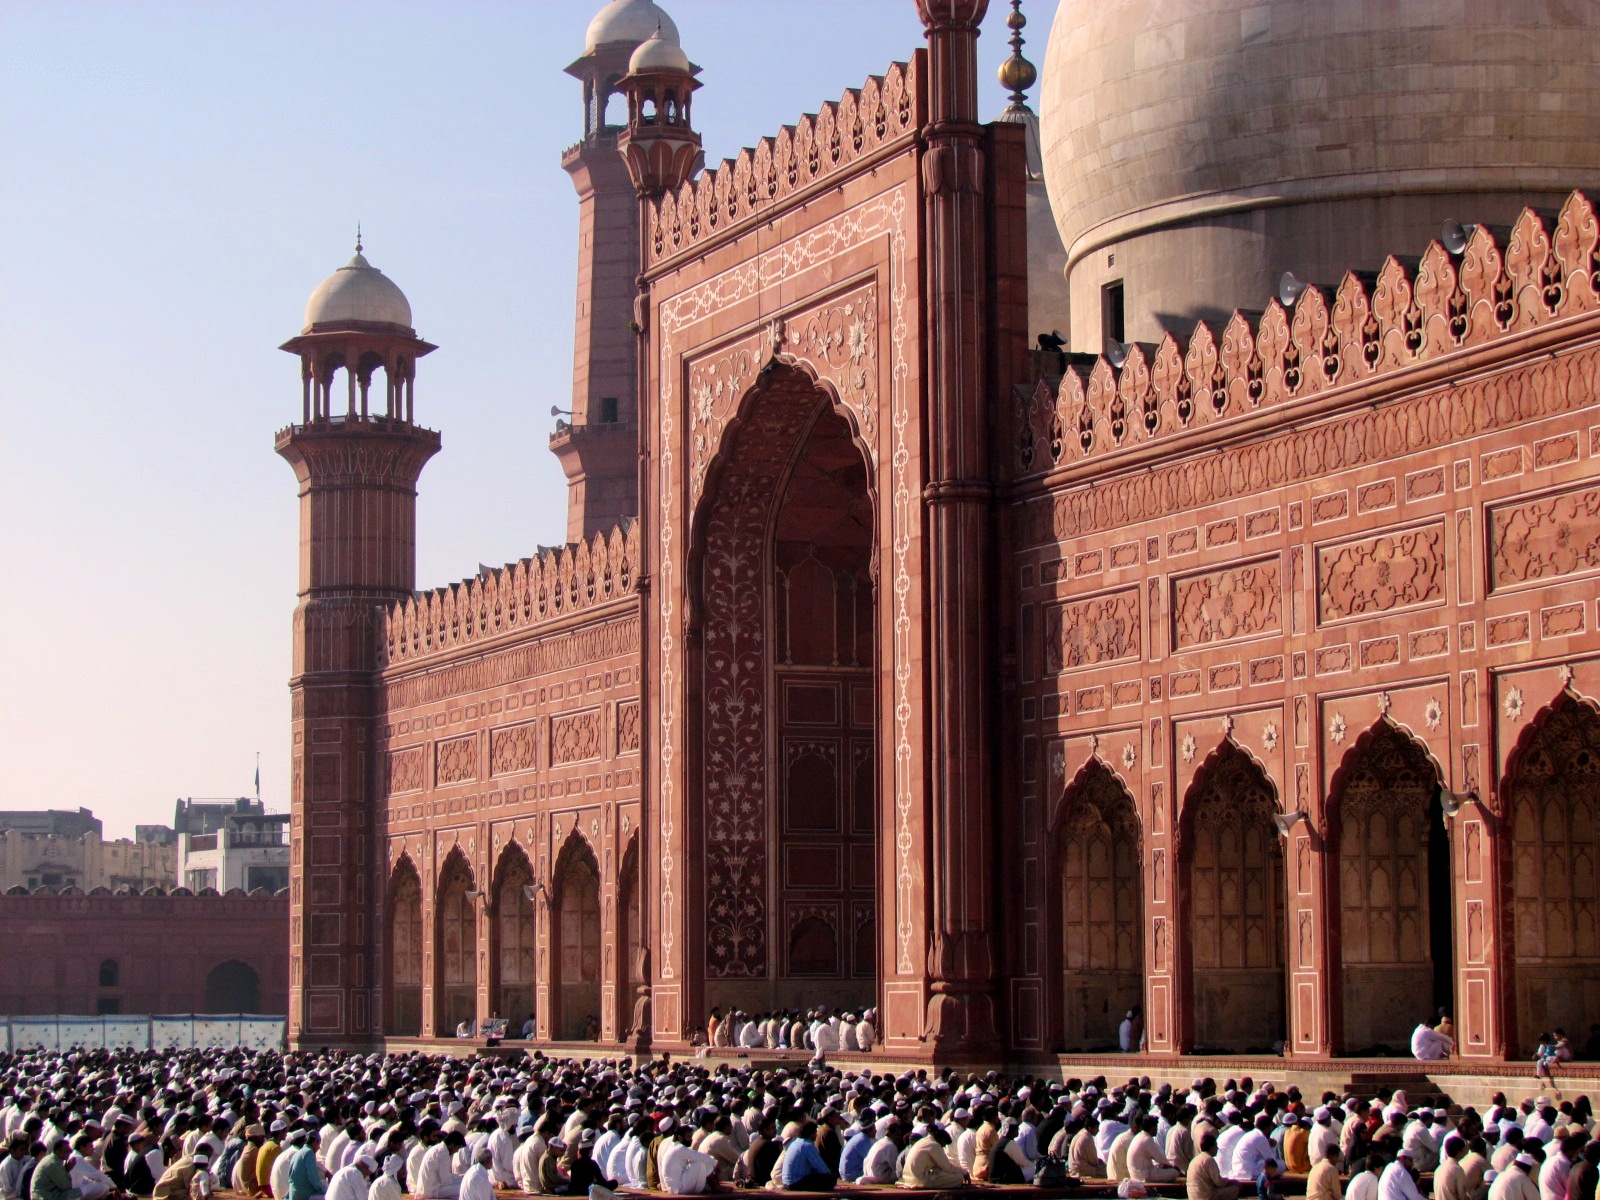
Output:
[302, 249, 413, 332]
[586, 0, 680, 53]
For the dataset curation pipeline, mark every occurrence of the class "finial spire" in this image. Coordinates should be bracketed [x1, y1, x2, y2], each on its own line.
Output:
[355, 222, 363, 254]
[998, 0, 1037, 110]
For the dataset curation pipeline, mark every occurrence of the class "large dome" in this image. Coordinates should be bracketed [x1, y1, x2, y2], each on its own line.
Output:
[585, 0, 679, 53]
[302, 249, 413, 332]
[1040, 0, 1600, 270]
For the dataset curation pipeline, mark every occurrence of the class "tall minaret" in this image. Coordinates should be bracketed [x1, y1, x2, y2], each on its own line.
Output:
[556, 1, 684, 542]
[275, 241, 440, 1048]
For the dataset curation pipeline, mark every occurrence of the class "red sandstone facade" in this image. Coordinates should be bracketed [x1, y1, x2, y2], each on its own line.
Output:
[278, 0, 1600, 1064]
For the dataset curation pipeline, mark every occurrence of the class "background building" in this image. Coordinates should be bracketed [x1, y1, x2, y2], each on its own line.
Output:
[276, 0, 1600, 1070]
[0, 808, 175, 892]
[174, 798, 290, 894]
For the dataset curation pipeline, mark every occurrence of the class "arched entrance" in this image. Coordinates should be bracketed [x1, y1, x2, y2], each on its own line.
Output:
[553, 836, 601, 1040]
[1181, 740, 1285, 1053]
[618, 837, 643, 1037]
[204, 960, 261, 1013]
[493, 846, 537, 1033]
[1330, 720, 1451, 1052]
[691, 364, 878, 1013]
[435, 851, 477, 1035]
[1054, 760, 1143, 1051]
[387, 858, 423, 1035]
[1505, 695, 1600, 1055]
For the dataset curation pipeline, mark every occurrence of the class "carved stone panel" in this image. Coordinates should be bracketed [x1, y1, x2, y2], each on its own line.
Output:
[490, 720, 539, 777]
[1171, 558, 1282, 649]
[1490, 485, 1600, 591]
[1043, 588, 1141, 672]
[388, 748, 425, 795]
[550, 710, 603, 765]
[435, 735, 478, 787]
[1317, 522, 1446, 623]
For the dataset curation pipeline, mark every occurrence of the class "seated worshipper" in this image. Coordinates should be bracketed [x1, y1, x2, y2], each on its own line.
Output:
[454, 1149, 491, 1200]
[1565, 1141, 1600, 1200]
[657, 1127, 717, 1196]
[1072, 1118, 1108, 1179]
[901, 1127, 966, 1191]
[270, 1132, 304, 1200]
[67, 1136, 115, 1200]
[839, 1116, 874, 1184]
[233, 1126, 268, 1197]
[1283, 1114, 1312, 1175]
[1539, 1135, 1582, 1200]
[520, 1014, 535, 1040]
[417, 1132, 464, 1200]
[536, 1137, 568, 1196]
[324, 1156, 374, 1200]
[366, 1157, 401, 1200]
[861, 1120, 907, 1186]
[1379, 1149, 1429, 1200]
[285, 1137, 326, 1200]
[1413, 1021, 1454, 1060]
[152, 1147, 213, 1200]
[856, 1009, 877, 1051]
[1187, 1133, 1241, 1200]
[1257, 1159, 1286, 1200]
[1435, 1136, 1471, 1200]
[1234, 1116, 1278, 1184]
[512, 1123, 544, 1193]
[563, 1131, 615, 1198]
[696, 1117, 740, 1182]
[455, 1021, 473, 1039]
[1130, 1117, 1182, 1184]
[985, 1120, 1035, 1185]
[2, 1134, 32, 1200]
[1490, 1154, 1541, 1200]
[1306, 1147, 1343, 1200]
[1120, 1007, 1146, 1053]
[780, 1121, 836, 1192]
[31, 1141, 81, 1200]
[1347, 1152, 1385, 1200]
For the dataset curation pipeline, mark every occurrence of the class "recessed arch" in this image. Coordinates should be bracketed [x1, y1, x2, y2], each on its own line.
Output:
[552, 831, 602, 1040]
[491, 843, 537, 1033]
[435, 848, 477, 1035]
[1051, 758, 1143, 1051]
[386, 855, 424, 1036]
[1327, 718, 1449, 1052]
[204, 960, 261, 1014]
[1501, 690, 1600, 1055]
[1180, 737, 1285, 1052]
[617, 832, 644, 1039]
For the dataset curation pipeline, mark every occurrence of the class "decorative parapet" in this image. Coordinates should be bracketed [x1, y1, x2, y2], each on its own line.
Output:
[381, 522, 641, 667]
[645, 57, 921, 266]
[1015, 191, 1600, 480]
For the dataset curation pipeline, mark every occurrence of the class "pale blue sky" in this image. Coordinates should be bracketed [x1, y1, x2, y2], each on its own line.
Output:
[0, 0, 1059, 838]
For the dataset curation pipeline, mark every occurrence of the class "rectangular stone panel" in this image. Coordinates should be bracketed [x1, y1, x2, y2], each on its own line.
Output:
[388, 747, 425, 794]
[549, 709, 603, 764]
[1042, 587, 1141, 673]
[784, 844, 841, 891]
[435, 734, 478, 786]
[1489, 484, 1600, 591]
[1317, 521, 1446, 623]
[490, 720, 539, 776]
[1171, 557, 1282, 649]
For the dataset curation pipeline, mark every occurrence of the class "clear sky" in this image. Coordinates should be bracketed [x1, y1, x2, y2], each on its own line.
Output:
[0, 0, 1059, 839]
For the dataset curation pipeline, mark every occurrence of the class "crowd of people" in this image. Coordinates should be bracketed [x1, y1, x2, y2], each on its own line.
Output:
[693, 1012, 877, 1059]
[0, 1043, 1594, 1200]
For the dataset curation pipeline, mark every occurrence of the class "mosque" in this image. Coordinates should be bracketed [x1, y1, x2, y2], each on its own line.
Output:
[276, 0, 1600, 1072]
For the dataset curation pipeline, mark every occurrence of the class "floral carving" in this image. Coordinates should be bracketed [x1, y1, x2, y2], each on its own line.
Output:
[388, 748, 425, 794]
[1172, 560, 1282, 648]
[550, 711, 602, 765]
[1330, 713, 1348, 745]
[616, 700, 641, 755]
[489, 721, 539, 777]
[1317, 523, 1445, 622]
[1043, 589, 1141, 672]
[1181, 734, 1196, 763]
[435, 735, 478, 786]
[1490, 485, 1600, 590]
[1504, 687, 1526, 722]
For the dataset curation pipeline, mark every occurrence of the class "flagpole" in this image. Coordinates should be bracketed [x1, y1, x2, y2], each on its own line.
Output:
[255, 752, 261, 804]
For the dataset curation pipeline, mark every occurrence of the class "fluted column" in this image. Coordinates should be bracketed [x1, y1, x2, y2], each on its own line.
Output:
[915, 0, 999, 1056]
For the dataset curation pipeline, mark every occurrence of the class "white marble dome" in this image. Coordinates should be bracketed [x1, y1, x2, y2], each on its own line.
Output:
[303, 249, 412, 332]
[586, 0, 679, 53]
[629, 27, 691, 74]
[1040, 0, 1600, 266]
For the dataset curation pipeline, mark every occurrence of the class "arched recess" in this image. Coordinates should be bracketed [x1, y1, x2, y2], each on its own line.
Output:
[552, 833, 602, 1040]
[1180, 739, 1285, 1053]
[386, 856, 424, 1036]
[1503, 692, 1600, 1055]
[617, 834, 643, 1038]
[1328, 719, 1450, 1052]
[435, 850, 478, 1035]
[204, 960, 261, 1013]
[1052, 759, 1143, 1052]
[492, 844, 537, 1032]
[687, 361, 879, 1014]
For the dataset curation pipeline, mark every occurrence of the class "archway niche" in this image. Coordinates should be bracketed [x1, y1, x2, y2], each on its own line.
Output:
[618, 838, 643, 1037]
[1055, 760, 1143, 1051]
[1182, 741, 1285, 1052]
[692, 364, 878, 1014]
[204, 960, 260, 1013]
[435, 852, 477, 1035]
[554, 837, 602, 1040]
[1505, 695, 1600, 1055]
[493, 847, 537, 1033]
[1331, 720, 1450, 1052]
[387, 858, 424, 1036]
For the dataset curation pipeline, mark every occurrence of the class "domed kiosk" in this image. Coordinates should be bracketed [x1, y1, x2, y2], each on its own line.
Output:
[1039, 0, 1600, 352]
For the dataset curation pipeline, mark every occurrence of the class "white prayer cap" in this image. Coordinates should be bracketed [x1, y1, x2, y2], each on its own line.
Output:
[1516, 1154, 1537, 1169]
[355, 1155, 377, 1171]
[1314, 1107, 1332, 1121]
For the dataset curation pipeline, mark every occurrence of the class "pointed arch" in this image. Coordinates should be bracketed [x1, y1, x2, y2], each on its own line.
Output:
[1501, 689, 1600, 1055]
[385, 855, 423, 1036]
[617, 831, 644, 1040]
[1051, 758, 1143, 1051]
[552, 830, 602, 1040]
[1180, 737, 1285, 1052]
[491, 842, 537, 1033]
[1327, 718, 1449, 1052]
[434, 848, 478, 1035]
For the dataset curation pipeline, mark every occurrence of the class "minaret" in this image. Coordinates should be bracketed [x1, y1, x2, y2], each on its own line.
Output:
[275, 240, 440, 1048]
[556, 1, 684, 542]
[615, 25, 703, 200]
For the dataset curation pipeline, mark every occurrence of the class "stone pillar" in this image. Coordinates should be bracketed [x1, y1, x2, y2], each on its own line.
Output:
[915, 0, 999, 1057]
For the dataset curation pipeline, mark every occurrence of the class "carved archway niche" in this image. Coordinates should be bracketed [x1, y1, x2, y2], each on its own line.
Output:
[1502, 692, 1600, 1055]
[552, 833, 602, 1040]
[1052, 759, 1143, 1052]
[435, 850, 477, 1035]
[689, 361, 879, 1014]
[1180, 739, 1285, 1053]
[492, 844, 537, 1032]
[386, 856, 423, 1036]
[1328, 719, 1449, 1052]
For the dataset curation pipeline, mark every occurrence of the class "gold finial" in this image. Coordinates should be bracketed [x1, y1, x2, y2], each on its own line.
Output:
[997, 0, 1037, 109]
